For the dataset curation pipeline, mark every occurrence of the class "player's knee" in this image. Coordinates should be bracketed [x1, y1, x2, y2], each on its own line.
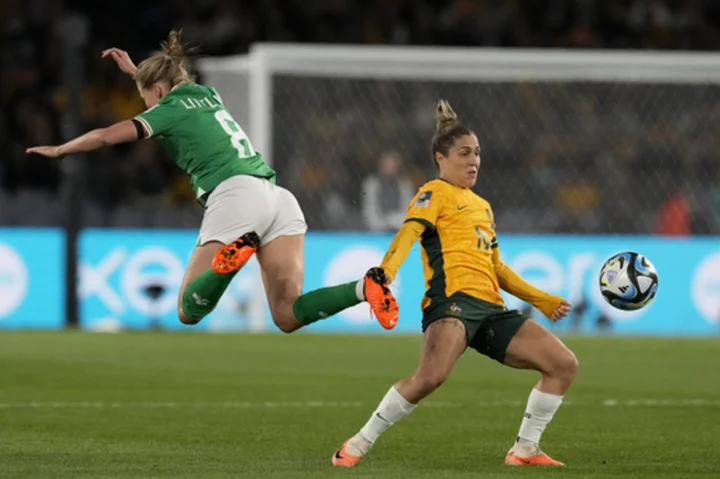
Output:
[275, 316, 301, 334]
[551, 349, 579, 383]
[270, 300, 303, 334]
[565, 350, 579, 380]
[272, 310, 302, 333]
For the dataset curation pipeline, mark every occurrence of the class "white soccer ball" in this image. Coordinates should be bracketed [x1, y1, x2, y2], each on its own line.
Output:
[599, 252, 659, 311]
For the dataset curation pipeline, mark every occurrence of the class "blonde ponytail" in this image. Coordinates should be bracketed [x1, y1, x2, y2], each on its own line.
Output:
[160, 30, 188, 69]
[435, 99, 459, 132]
[134, 30, 195, 90]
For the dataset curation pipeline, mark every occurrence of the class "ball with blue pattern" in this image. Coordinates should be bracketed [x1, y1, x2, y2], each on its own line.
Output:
[599, 252, 659, 311]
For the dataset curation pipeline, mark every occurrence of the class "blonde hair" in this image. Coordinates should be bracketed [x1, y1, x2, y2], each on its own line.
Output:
[133, 30, 195, 90]
[431, 99, 473, 168]
[435, 100, 459, 131]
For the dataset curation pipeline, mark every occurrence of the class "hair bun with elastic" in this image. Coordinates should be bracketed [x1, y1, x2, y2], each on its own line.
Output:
[435, 99, 459, 132]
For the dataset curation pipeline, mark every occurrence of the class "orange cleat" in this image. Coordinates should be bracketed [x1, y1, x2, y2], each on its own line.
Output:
[212, 232, 261, 275]
[332, 439, 363, 467]
[364, 267, 399, 330]
[505, 450, 565, 467]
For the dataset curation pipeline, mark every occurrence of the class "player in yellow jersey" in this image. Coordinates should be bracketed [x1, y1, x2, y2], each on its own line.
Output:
[332, 100, 577, 467]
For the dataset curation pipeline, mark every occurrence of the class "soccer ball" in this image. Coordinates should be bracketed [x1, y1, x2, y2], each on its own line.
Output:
[599, 252, 658, 311]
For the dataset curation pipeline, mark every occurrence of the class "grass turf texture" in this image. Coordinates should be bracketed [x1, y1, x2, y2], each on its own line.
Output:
[0, 332, 718, 478]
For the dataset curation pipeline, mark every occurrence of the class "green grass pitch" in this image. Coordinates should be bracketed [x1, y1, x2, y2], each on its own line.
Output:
[0, 332, 718, 478]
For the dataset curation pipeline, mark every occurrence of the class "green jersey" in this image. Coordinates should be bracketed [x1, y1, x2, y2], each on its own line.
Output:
[134, 83, 276, 206]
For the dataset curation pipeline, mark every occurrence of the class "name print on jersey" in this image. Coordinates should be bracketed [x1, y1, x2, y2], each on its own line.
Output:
[179, 95, 223, 110]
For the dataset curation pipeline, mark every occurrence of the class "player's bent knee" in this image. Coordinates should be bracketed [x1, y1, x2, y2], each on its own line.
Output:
[564, 350, 579, 380]
[274, 317, 301, 334]
[551, 349, 579, 382]
[269, 300, 303, 334]
[271, 310, 302, 334]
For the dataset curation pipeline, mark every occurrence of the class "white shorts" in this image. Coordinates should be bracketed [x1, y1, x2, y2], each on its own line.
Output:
[197, 175, 307, 247]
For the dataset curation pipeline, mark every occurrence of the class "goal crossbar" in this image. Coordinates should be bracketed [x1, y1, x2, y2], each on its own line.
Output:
[207, 44, 720, 83]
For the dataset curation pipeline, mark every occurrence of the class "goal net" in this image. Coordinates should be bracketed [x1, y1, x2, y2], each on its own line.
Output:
[199, 46, 720, 236]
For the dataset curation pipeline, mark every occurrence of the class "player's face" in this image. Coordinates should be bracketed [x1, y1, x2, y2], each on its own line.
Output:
[437, 134, 481, 188]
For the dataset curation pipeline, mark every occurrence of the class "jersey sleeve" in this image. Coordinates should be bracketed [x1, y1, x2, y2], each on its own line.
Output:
[404, 186, 444, 230]
[134, 102, 178, 138]
[379, 220, 426, 283]
[493, 246, 563, 319]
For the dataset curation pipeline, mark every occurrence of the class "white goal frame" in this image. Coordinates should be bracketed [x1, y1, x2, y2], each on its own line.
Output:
[197, 45, 720, 333]
[199, 44, 720, 170]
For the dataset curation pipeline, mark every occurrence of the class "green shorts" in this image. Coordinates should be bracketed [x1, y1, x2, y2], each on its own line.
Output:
[421, 293, 528, 364]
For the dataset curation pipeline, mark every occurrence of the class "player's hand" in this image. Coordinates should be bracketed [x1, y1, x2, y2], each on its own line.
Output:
[102, 47, 137, 76]
[366, 266, 391, 285]
[550, 299, 572, 322]
[26, 145, 63, 158]
[377, 267, 391, 284]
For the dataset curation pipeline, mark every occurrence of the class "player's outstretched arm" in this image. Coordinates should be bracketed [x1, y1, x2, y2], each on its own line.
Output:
[378, 220, 426, 283]
[26, 120, 140, 158]
[379, 186, 441, 281]
[102, 48, 137, 76]
[492, 247, 571, 321]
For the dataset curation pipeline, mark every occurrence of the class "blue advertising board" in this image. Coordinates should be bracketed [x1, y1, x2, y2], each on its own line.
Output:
[77, 229, 720, 336]
[0, 228, 65, 329]
[497, 236, 720, 336]
[79, 229, 264, 332]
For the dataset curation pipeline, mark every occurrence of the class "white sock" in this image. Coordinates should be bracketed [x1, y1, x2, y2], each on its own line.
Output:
[514, 388, 563, 451]
[355, 279, 365, 301]
[346, 386, 415, 456]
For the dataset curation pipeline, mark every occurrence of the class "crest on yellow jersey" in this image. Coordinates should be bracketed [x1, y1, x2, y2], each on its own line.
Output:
[414, 191, 432, 208]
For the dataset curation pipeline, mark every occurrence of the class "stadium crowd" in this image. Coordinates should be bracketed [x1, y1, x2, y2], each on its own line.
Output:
[1, 0, 719, 233]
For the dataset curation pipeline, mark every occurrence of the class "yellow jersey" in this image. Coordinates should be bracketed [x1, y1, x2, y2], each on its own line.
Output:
[404, 179, 502, 310]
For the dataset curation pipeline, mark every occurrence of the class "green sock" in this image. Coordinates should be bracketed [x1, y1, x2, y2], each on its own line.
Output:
[181, 270, 237, 324]
[292, 281, 362, 326]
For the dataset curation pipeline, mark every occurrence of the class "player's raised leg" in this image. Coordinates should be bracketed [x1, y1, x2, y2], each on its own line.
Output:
[256, 186, 398, 333]
[177, 232, 259, 325]
[256, 235, 393, 332]
[502, 319, 579, 466]
[332, 317, 467, 467]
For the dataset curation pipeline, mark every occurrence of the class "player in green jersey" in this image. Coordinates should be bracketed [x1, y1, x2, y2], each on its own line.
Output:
[27, 30, 399, 332]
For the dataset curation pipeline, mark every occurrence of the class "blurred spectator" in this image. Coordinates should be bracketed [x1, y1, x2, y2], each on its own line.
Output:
[555, 178, 601, 233]
[163, 173, 199, 209]
[362, 152, 414, 232]
[656, 189, 691, 236]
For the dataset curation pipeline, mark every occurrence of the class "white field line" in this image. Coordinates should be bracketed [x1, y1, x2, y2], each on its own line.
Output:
[0, 399, 716, 409]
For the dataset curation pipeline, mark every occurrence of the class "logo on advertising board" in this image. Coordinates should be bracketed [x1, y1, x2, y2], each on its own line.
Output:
[692, 252, 720, 325]
[0, 243, 29, 320]
[80, 246, 184, 317]
[79, 231, 264, 331]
